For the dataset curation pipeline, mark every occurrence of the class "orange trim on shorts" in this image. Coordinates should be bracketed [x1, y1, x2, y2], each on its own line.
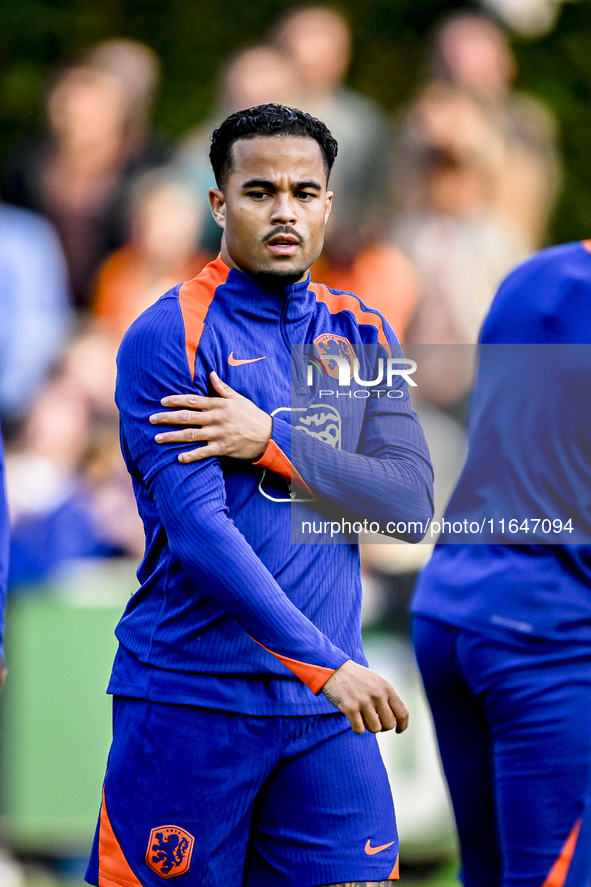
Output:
[98, 789, 143, 887]
[252, 639, 336, 694]
[253, 439, 314, 497]
[179, 255, 229, 380]
[582, 240, 591, 255]
[388, 852, 400, 879]
[540, 818, 581, 887]
[309, 282, 393, 357]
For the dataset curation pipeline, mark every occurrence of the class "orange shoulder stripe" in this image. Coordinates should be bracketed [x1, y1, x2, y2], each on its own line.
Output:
[98, 789, 143, 887]
[252, 638, 336, 694]
[179, 255, 230, 380]
[309, 281, 392, 357]
[583, 239, 591, 255]
[541, 818, 581, 887]
[253, 439, 315, 497]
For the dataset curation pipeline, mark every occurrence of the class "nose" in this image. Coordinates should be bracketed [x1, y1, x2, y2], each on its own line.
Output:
[270, 193, 297, 225]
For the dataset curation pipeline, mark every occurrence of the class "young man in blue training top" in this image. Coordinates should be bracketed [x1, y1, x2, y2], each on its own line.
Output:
[412, 240, 591, 887]
[87, 104, 433, 887]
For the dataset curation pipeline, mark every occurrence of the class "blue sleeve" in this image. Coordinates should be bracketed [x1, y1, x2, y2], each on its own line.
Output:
[265, 336, 434, 542]
[116, 300, 348, 693]
[0, 429, 9, 661]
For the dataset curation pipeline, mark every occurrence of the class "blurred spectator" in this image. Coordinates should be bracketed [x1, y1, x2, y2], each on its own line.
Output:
[394, 84, 528, 348]
[273, 6, 393, 259]
[85, 38, 163, 163]
[0, 201, 70, 426]
[92, 169, 210, 341]
[312, 242, 419, 342]
[5, 329, 143, 589]
[430, 12, 561, 249]
[1, 53, 167, 309]
[175, 45, 301, 253]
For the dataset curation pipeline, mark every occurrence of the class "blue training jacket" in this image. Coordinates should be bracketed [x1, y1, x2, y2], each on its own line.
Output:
[412, 241, 591, 644]
[109, 255, 434, 714]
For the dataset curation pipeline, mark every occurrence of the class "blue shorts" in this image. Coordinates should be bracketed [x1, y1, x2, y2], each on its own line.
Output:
[412, 615, 591, 887]
[85, 697, 399, 887]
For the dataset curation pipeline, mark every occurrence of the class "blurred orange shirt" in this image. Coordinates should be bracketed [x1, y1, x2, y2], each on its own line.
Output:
[312, 243, 419, 342]
[92, 245, 211, 340]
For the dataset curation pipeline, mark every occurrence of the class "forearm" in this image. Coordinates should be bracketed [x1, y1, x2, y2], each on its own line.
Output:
[257, 417, 434, 540]
[149, 461, 348, 691]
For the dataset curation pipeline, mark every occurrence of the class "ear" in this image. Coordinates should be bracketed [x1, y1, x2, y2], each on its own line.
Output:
[324, 191, 333, 224]
[209, 188, 226, 229]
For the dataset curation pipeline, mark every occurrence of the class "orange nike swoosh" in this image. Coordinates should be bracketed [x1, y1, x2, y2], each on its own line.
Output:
[365, 839, 396, 855]
[228, 352, 266, 366]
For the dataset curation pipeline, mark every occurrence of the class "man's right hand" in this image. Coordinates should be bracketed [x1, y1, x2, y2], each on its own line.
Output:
[0, 658, 7, 693]
[321, 659, 409, 735]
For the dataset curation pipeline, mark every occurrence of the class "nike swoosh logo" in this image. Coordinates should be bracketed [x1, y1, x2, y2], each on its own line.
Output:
[228, 352, 266, 366]
[365, 839, 396, 855]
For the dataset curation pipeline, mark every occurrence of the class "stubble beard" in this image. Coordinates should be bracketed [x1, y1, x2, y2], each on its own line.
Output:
[254, 267, 308, 289]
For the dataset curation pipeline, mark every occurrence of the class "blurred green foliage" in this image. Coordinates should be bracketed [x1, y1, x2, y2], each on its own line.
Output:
[0, 0, 590, 243]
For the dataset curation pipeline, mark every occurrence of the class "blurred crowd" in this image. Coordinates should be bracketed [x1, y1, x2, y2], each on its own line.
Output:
[0, 8, 561, 596]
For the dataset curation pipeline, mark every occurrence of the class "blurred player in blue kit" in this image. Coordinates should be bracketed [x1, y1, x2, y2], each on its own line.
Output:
[86, 104, 434, 887]
[412, 241, 591, 887]
[0, 429, 8, 694]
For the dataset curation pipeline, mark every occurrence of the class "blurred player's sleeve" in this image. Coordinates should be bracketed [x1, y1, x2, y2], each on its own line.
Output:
[0, 428, 9, 666]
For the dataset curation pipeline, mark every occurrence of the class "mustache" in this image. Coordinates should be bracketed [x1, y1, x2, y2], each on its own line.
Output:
[262, 226, 304, 245]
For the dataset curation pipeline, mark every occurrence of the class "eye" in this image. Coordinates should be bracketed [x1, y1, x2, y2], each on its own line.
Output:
[296, 191, 316, 201]
[247, 191, 270, 200]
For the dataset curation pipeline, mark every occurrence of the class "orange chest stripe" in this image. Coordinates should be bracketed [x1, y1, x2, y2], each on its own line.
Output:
[179, 255, 229, 380]
[309, 282, 392, 357]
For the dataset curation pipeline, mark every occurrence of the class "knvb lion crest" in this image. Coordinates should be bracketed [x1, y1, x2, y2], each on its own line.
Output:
[313, 334, 356, 380]
[146, 825, 194, 879]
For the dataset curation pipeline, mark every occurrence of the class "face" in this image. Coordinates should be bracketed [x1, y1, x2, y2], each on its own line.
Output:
[209, 135, 333, 286]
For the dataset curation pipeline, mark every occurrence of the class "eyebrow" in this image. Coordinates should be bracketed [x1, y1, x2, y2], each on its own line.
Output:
[241, 178, 323, 191]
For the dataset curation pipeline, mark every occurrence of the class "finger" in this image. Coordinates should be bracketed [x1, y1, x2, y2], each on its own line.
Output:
[155, 428, 210, 444]
[178, 444, 220, 463]
[360, 705, 384, 735]
[150, 407, 215, 426]
[159, 394, 212, 409]
[389, 692, 409, 734]
[210, 371, 241, 399]
[346, 709, 366, 735]
[374, 698, 397, 732]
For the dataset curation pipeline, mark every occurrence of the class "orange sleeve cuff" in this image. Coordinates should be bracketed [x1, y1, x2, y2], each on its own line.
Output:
[252, 638, 336, 694]
[253, 439, 314, 497]
[254, 438, 292, 481]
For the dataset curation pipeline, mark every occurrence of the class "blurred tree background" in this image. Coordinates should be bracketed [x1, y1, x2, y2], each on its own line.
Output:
[0, 0, 589, 245]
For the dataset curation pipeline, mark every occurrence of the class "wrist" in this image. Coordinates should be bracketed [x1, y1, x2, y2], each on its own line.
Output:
[252, 415, 273, 461]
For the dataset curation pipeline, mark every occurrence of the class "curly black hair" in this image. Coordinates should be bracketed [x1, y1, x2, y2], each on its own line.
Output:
[209, 103, 338, 187]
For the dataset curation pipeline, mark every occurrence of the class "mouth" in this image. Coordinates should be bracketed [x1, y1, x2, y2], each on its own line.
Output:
[265, 233, 302, 257]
